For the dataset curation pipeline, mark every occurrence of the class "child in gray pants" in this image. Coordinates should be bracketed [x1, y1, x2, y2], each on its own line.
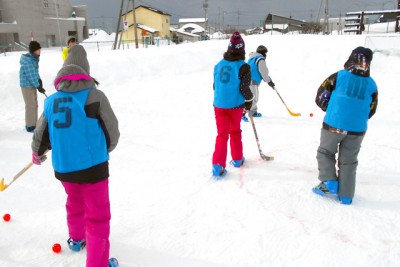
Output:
[312, 46, 378, 205]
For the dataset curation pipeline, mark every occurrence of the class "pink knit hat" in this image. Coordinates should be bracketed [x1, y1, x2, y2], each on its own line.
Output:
[227, 32, 245, 54]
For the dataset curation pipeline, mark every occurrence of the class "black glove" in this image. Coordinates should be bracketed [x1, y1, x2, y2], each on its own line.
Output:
[37, 86, 46, 94]
[39, 79, 43, 88]
[268, 80, 275, 88]
[245, 101, 252, 111]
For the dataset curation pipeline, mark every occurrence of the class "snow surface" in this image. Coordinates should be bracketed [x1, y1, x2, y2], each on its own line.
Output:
[0, 31, 400, 267]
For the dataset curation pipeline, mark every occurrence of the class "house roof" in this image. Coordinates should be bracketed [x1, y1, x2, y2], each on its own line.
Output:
[136, 5, 171, 16]
[137, 23, 158, 33]
[265, 13, 305, 25]
[179, 23, 205, 34]
[176, 30, 200, 37]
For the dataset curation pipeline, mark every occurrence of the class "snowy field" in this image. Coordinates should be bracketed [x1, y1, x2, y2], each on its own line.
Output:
[0, 31, 400, 267]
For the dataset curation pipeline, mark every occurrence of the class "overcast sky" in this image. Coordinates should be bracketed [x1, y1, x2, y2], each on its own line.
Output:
[70, 0, 398, 32]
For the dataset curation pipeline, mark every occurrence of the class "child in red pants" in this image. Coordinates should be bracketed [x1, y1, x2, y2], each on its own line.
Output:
[212, 32, 253, 178]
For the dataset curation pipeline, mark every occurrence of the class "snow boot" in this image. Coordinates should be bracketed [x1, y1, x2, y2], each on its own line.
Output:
[312, 180, 338, 195]
[212, 164, 227, 180]
[25, 126, 35, 133]
[241, 114, 248, 122]
[252, 111, 262, 117]
[339, 196, 352, 205]
[67, 238, 86, 252]
[230, 157, 245, 168]
[108, 258, 119, 267]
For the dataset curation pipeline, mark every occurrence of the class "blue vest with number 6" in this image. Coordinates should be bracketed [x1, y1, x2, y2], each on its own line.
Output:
[213, 59, 246, 108]
[324, 70, 377, 132]
[44, 88, 109, 173]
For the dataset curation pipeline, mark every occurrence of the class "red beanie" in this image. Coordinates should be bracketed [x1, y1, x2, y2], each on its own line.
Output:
[227, 32, 245, 55]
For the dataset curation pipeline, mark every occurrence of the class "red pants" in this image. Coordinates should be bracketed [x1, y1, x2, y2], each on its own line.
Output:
[212, 107, 244, 168]
[62, 179, 111, 267]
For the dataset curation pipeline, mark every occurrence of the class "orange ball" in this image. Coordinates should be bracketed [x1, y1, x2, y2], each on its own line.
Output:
[3, 214, 11, 222]
[52, 243, 62, 253]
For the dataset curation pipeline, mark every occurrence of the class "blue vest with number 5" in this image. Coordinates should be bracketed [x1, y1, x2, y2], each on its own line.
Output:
[44, 88, 109, 173]
[324, 70, 377, 132]
[214, 59, 246, 108]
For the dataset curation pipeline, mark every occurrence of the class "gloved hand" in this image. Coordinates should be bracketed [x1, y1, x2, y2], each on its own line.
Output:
[268, 80, 275, 88]
[37, 86, 46, 94]
[39, 79, 43, 88]
[245, 101, 252, 111]
[32, 153, 47, 165]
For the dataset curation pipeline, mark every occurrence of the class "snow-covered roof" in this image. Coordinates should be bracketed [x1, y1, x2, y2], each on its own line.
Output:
[179, 23, 205, 34]
[179, 18, 207, 23]
[137, 24, 158, 33]
[176, 30, 200, 37]
[170, 27, 178, 32]
[136, 5, 170, 16]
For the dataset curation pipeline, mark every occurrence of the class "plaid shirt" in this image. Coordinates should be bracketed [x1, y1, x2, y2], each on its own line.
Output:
[19, 53, 40, 88]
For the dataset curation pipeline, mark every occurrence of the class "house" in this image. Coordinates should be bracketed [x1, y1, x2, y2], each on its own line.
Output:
[120, 5, 171, 45]
[0, 0, 88, 50]
[264, 14, 305, 33]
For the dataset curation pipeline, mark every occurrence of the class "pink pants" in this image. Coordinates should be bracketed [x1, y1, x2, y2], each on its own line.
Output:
[61, 179, 111, 267]
[212, 107, 244, 168]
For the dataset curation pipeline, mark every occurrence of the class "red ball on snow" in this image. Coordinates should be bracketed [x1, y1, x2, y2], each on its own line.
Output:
[3, 213, 11, 222]
[52, 243, 62, 253]
[309, 113, 314, 117]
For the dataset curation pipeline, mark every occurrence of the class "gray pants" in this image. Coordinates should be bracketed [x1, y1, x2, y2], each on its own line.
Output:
[21, 87, 38, 127]
[249, 84, 260, 112]
[316, 128, 364, 198]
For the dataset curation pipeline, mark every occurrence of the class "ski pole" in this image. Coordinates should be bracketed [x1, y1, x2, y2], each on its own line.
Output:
[272, 87, 301, 117]
[0, 162, 33, 192]
[247, 110, 274, 161]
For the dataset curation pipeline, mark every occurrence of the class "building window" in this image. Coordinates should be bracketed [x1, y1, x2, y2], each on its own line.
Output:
[44, 0, 49, 8]
[166, 19, 169, 23]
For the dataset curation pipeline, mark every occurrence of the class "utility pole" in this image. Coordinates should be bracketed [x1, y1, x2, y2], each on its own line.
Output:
[323, 0, 329, 34]
[203, 0, 208, 38]
[113, 0, 124, 50]
[132, 0, 138, 48]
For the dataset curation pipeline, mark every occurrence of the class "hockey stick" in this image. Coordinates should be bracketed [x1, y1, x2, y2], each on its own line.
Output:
[0, 162, 33, 192]
[273, 87, 301, 117]
[247, 110, 274, 161]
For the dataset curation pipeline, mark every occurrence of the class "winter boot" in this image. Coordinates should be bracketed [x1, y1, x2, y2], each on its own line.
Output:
[25, 126, 35, 133]
[67, 238, 86, 252]
[241, 114, 248, 122]
[338, 196, 352, 205]
[252, 111, 262, 117]
[312, 180, 338, 195]
[212, 164, 227, 179]
[230, 157, 245, 168]
[108, 258, 119, 267]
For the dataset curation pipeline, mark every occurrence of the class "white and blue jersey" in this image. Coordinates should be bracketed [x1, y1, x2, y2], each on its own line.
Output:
[248, 55, 264, 85]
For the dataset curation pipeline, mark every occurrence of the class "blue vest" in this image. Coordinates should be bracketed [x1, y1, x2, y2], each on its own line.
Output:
[324, 70, 377, 132]
[213, 59, 246, 108]
[44, 89, 109, 173]
[248, 56, 264, 85]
